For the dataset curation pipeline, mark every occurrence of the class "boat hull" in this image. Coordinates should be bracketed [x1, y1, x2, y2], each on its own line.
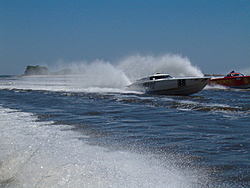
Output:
[209, 76, 250, 89]
[127, 77, 210, 95]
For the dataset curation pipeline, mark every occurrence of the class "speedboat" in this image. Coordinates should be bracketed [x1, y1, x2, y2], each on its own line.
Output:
[209, 71, 250, 89]
[127, 73, 211, 95]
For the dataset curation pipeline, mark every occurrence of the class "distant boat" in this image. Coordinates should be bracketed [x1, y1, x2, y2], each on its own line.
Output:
[127, 73, 210, 95]
[209, 71, 250, 89]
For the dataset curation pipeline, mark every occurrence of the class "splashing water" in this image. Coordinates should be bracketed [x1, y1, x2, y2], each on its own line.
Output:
[54, 54, 204, 87]
[117, 54, 204, 82]
[69, 60, 131, 88]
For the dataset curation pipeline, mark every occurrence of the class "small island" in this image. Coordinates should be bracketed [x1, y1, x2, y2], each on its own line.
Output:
[23, 65, 51, 76]
[22, 65, 83, 76]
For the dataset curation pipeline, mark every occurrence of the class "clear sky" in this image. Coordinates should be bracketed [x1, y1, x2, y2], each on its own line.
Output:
[1, 0, 249, 75]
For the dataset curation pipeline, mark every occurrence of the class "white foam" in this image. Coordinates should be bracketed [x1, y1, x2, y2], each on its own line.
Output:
[205, 84, 228, 90]
[117, 53, 204, 82]
[0, 106, 210, 187]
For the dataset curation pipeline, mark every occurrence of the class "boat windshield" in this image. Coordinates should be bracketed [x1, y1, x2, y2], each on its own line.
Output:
[225, 73, 245, 77]
[149, 75, 172, 80]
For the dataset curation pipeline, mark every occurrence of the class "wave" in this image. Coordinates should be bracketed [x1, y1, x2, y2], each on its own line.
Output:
[0, 106, 212, 187]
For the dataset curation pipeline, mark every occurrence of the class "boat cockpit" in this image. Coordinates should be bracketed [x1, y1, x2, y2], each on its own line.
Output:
[149, 74, 172, 80]
[138, 73, 173, 81]
[225, 73, 245, 77]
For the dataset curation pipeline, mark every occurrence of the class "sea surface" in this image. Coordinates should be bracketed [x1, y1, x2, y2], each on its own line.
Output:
[0, 75, 249, 188]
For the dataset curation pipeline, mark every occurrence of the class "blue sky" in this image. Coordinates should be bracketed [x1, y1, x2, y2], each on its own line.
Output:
[1, 0, 249, 75]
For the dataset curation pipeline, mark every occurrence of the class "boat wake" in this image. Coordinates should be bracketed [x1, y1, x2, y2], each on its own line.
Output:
[0, 106, 212, 187]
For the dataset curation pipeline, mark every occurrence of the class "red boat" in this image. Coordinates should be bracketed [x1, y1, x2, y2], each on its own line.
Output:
[209, 71, 250, 89]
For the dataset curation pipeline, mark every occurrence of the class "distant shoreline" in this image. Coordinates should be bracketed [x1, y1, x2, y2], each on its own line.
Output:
[204, 74, 224, 77]
[0, 74, 225, 77]
[0, 65, 226, 77]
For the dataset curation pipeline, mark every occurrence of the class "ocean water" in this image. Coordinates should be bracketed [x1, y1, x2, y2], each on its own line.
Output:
[0, 57, 250, 187]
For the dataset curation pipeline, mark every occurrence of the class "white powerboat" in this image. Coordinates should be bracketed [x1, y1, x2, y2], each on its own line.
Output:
[127, 73, 211, 95]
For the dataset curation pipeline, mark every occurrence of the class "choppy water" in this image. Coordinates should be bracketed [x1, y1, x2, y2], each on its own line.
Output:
[0, 75, 250, 188]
